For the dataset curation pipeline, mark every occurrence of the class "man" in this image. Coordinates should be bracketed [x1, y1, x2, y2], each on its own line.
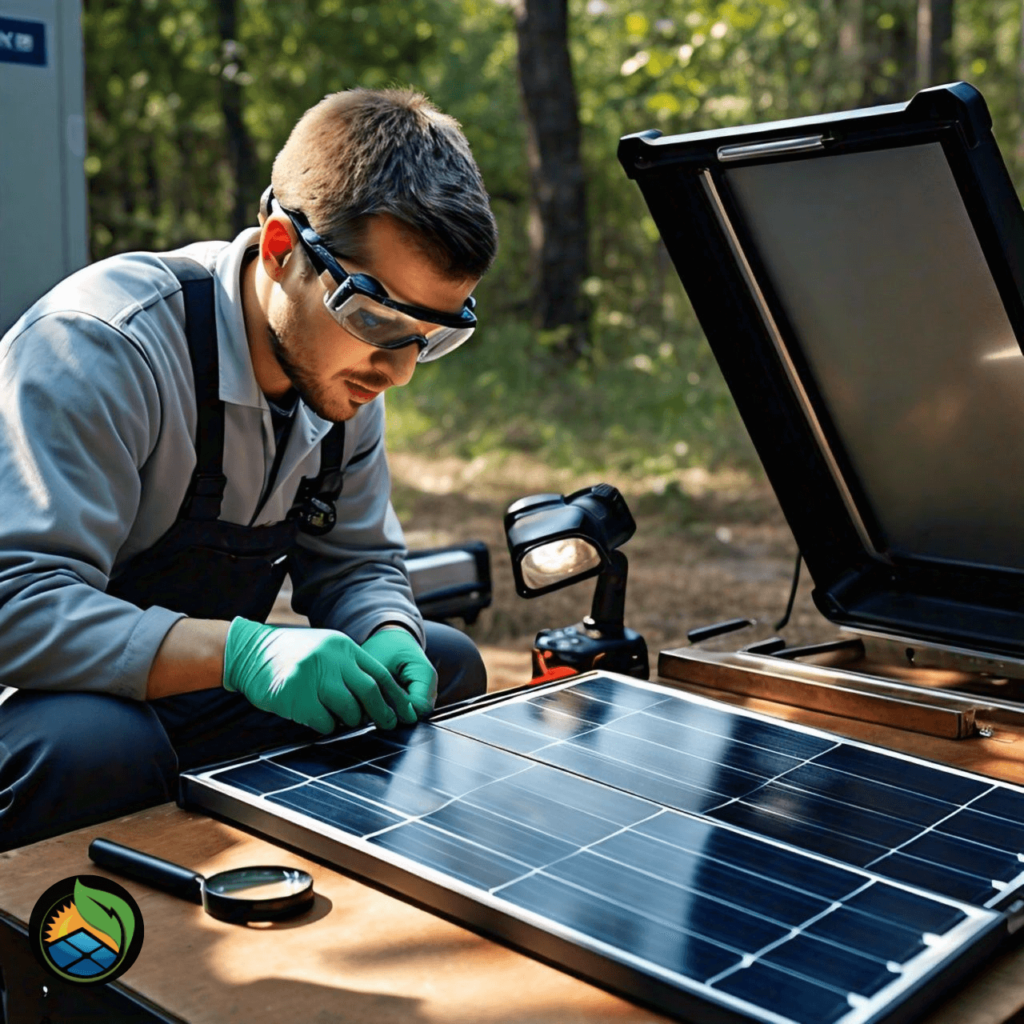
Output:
[0, 88, 498, 850]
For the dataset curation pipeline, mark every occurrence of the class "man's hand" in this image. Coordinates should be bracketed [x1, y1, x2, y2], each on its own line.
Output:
[222, 618, 417, 734]
[361, 628, 438, 719]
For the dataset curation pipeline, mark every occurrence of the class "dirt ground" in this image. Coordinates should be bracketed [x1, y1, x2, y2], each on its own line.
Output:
[271, 450, 844, 689]
[386, 451, 844, 690]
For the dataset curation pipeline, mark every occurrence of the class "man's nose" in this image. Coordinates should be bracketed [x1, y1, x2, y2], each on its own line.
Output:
[373, 344, 418, 387]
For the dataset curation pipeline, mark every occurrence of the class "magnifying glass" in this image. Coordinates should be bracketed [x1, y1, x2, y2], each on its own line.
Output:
[89, 838, 315, 924]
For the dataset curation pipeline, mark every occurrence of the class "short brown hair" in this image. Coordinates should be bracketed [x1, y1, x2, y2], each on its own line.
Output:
[271, 88, 497, 279]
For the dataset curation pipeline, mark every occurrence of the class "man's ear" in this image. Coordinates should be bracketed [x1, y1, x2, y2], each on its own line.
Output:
[260, 215, 297, 281]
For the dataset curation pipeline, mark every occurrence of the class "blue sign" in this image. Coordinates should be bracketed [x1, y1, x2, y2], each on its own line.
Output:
[0, 16, 46, 67]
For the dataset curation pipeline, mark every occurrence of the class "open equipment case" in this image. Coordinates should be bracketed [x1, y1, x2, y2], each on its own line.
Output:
[618, 81, 1024, 739]
[183, 84, 1024, 1024]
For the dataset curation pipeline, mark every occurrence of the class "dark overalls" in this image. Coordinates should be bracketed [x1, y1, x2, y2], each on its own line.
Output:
[0, 259, 485, 852]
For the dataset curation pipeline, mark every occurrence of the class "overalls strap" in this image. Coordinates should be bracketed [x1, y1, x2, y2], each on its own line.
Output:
[161, 257, 225, 522]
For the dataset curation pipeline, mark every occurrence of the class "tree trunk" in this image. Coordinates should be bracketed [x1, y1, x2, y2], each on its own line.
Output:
[1016, 4, 1024, 171]
[861, 2, 916, 106]
[916, 0, 954, 88]
[512, 0, 590, 360]
[815, 0, 840, 107]
[838, 0, 866, 104]
[890, 10, 917, 101]
[216, 0, 258, 237]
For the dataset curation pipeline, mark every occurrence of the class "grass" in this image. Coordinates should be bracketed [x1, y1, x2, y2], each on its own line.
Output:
[381, 321, 803, 660]
[385, 319, 760, 499]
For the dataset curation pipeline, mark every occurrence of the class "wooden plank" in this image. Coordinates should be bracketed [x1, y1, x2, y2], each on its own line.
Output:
[659, 647, 980, 738]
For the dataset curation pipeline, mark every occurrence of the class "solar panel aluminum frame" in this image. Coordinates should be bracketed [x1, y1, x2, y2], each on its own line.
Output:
[180, 673, 1017, 1024]
[617, 82, 1024, 664]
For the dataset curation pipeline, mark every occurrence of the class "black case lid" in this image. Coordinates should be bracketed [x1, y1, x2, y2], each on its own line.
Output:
[619, 83, 1024, 657]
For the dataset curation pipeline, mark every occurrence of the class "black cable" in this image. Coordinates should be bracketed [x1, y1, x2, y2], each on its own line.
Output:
[773, 551, 802, 632]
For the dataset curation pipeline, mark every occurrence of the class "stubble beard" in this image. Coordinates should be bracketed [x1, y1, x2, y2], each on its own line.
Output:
[267, 324, 339, 420]
[266, 324, 391, 423]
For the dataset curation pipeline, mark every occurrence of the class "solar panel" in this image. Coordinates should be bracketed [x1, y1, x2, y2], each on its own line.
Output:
[181, 673, 1022, 1024]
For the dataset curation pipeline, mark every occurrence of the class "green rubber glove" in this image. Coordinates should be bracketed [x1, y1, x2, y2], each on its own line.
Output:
[223, 618, 417, 734]
[361, 628, 438, 720]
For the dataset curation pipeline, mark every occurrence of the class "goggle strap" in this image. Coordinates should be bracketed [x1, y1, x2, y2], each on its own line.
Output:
[297, 227, 334, 278]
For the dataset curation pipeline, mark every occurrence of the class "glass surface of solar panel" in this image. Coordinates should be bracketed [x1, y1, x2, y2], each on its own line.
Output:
[184, 673, 1018, 1024]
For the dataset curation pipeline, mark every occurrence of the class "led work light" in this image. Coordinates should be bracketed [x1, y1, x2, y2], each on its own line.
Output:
[504, 484, 649, 681]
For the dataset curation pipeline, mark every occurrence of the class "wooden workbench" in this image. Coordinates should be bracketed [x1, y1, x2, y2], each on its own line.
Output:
[3, 678, 1024, 1024]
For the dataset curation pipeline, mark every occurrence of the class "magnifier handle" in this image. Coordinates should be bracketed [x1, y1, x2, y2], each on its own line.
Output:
[89, 838, 204, 905]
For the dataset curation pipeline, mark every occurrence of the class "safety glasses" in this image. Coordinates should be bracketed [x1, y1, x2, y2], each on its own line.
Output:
[273, 198, 477, 363]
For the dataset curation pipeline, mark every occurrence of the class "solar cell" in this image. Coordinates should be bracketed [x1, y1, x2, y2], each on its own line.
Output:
[713, 960, 854, 1024]
[973, 787, 1024, 821]
[182, 672, 1018, 1024]
[423, 800, 578, 867]
[766, 763, 956, 826]
[370, 820, 531, 891]
[938, 808, 1024, 852]
[267, 779, 405, 836]
[593, 828, 842, 924]
[213, 759, 306, 796]
[866, 852, 998, 906]
[842, 883, 966, 934]
[811, 745, 989, 804]
[497, 869, 744, 980]
[760, 934, 896, 999]
[706, 798, 889, 866]
[631, 812, 865, 902]
[891, 831, 1021, 885]
[607, 712, 807, 778]
[522, 738, 728, 814]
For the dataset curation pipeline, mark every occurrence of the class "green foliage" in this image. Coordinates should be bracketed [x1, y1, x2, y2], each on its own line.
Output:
[74, 878, 135, 952]
[83, 0, 1024, 474]
[386, 319, 755, 478]
[82, 0, 509, 255]
[85, 0, 227, 255]
[957, 0, 1024, 179]
[82, 0, 526, 323]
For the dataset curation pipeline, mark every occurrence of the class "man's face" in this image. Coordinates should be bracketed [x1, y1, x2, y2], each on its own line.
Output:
[264, 214, 478, 422]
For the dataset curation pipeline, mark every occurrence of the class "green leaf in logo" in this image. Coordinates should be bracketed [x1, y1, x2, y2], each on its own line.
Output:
[73, 878, 135, 953]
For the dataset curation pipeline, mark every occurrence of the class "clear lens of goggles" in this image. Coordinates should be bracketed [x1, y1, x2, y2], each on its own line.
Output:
[324, 290, 474, 363]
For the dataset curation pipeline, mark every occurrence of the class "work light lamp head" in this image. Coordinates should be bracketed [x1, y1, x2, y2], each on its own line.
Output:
[504, 483, 648, 681]
[520, 538, 602, 591]
[504, 484, 635, 599]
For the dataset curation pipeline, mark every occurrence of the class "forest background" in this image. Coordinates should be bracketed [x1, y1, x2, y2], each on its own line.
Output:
[81, 0, 1024, 669]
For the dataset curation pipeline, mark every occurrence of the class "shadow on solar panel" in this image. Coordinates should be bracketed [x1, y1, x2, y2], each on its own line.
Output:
[182, 672, 1024, 1024]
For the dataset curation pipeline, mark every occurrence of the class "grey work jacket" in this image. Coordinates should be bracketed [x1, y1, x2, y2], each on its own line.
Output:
[0, 229, 423, 700]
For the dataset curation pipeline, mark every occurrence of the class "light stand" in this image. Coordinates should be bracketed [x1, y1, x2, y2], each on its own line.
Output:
[504, 484, 649, 683]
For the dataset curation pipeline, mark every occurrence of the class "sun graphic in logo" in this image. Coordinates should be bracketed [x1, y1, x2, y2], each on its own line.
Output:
[44, 901, 120, 952]
[30, 876, 144, 984]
